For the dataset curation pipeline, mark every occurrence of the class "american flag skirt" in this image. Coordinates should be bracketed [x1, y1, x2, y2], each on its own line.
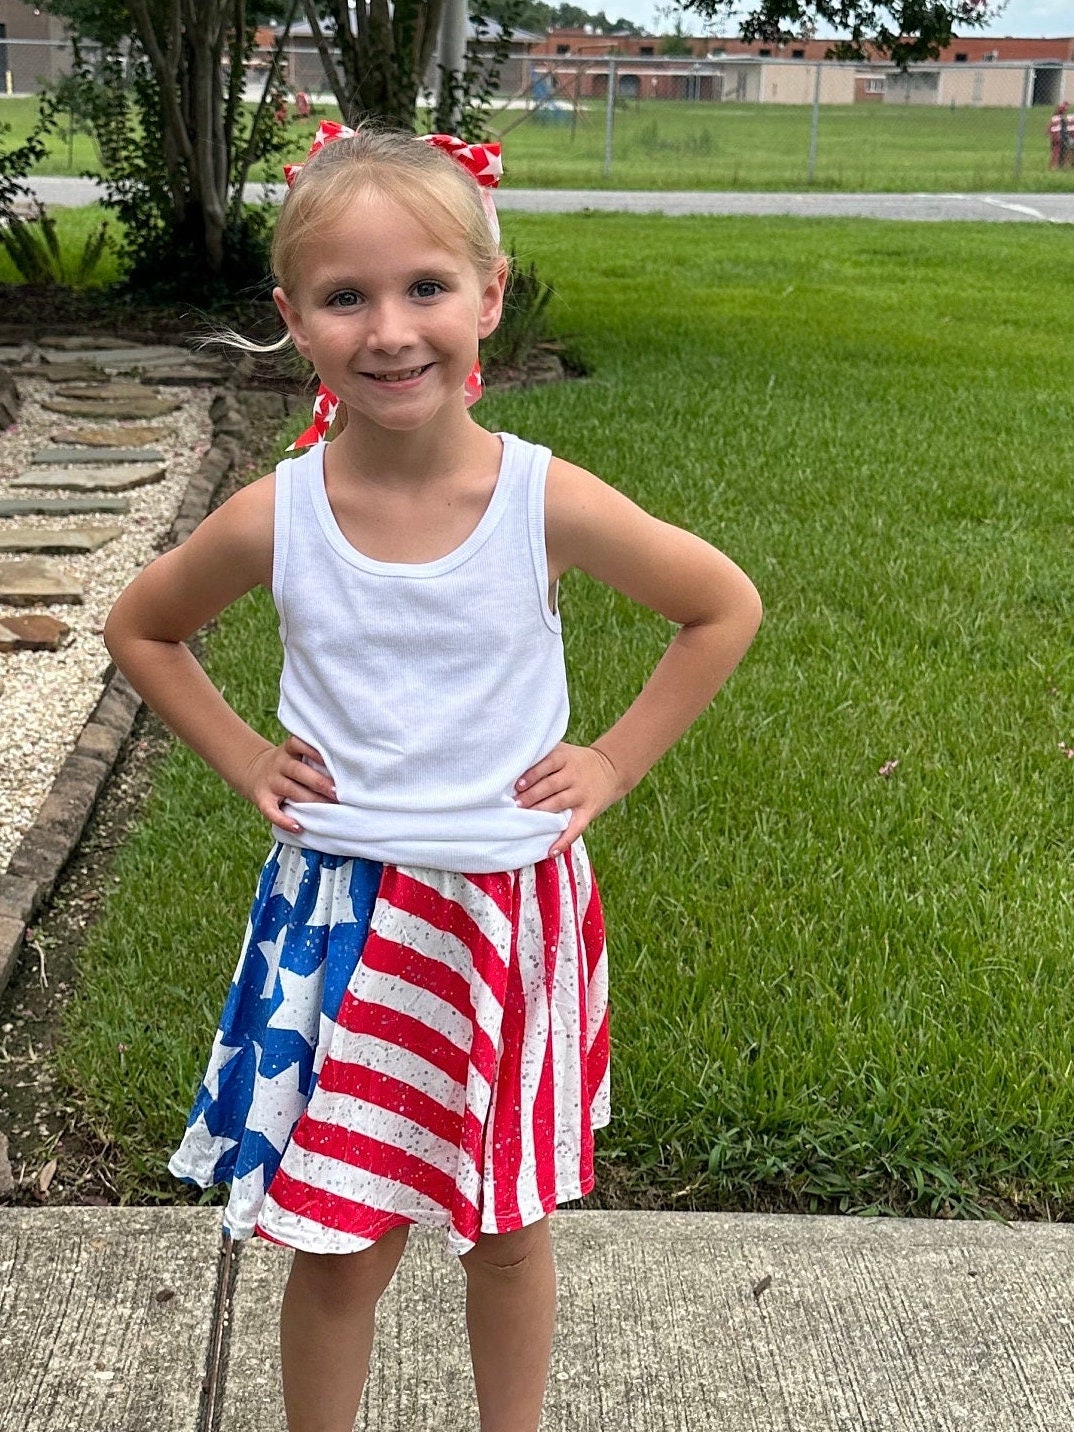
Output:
[168, 840, 610, 1256]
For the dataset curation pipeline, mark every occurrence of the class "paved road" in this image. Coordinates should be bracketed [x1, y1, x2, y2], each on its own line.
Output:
[23, 175, 1074, 222]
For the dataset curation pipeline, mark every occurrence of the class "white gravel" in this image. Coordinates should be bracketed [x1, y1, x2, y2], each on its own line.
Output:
[0, 375, 213, 873]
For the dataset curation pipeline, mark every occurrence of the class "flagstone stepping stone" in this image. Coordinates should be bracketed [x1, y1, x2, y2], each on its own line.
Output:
[0, 613, 71, 651]
[42, 345, 190, 368]
[50, 425, 170, 448]
[0, 558, 82, 605]
[55, 382, 160, 401]
[32, 446, 164, 465]
[0, 496, 130, 516]
[34, 363, 109, 384]
[39, 336, 126, 351]
[11, 464, 165, 492]
[44, 396, 181, 420]
[138, 364, 226, 385]
[0, 525, 124, 554]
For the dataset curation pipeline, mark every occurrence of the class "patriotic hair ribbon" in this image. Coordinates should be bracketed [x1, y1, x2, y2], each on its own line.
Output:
[283, 125, 503, 449]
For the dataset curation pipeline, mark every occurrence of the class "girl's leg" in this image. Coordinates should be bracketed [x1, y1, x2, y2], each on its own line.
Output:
[460, 1217, 557, 1432]
[279, 1223, 410, 1432]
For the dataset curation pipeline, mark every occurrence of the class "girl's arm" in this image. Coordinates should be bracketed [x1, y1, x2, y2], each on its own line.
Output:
[516, 457, 763, 857]
[103, 476, 336, 834]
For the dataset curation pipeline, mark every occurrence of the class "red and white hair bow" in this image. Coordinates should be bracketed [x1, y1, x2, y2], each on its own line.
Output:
[283, 123, 503, 450]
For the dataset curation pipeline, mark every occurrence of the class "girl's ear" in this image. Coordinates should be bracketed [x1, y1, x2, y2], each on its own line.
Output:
[273, 286, 313, 361]
[477, 258, 509, 341]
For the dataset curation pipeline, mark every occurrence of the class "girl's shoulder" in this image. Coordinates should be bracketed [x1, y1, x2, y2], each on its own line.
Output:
[183, 470, 277, 593]
[544, 453, 646, 558]
[211, 469, 276, 546]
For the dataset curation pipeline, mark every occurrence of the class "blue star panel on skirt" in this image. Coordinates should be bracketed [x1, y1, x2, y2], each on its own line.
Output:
[170, 845, 382, 1214]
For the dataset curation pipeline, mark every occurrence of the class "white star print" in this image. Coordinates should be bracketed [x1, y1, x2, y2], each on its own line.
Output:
[245, 1058, 305, 1154]
[267, 964, 324, 1047]
[310, 862, 356, 927]
[268, 850, 306, 909]
[227, 1163, 267, 1233]
[257, 927, 289, 1000]
[202, 1029, 244, 1101]
[182, 1112, 238, 1171]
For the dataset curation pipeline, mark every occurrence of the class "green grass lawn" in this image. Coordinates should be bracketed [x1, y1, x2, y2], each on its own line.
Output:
[56, 214, 1074, 1217]
[5, 93, 1074, 191]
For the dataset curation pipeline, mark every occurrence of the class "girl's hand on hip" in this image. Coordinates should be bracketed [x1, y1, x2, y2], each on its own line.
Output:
[241, 734, 337, 833]
[514, 742, 625, 858]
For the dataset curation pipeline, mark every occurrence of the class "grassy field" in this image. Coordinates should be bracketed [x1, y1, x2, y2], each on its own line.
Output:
[4, 93, 1074, 191]
[52, 212, 1074, 1217]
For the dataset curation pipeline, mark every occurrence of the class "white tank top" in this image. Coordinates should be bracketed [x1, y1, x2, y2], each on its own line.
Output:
[269, 433, 570, 872]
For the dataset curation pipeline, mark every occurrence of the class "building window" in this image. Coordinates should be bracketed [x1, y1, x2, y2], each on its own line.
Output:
[758, 47, 771, 56]
[556, 43, 570, 53]
[864, 77, 884, 93]
[639, 45, 653, 55]
[954, 52, 967, 62]
[791, 47, 805, 57]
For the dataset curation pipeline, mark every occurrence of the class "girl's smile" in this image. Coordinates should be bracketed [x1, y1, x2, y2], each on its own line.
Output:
[364, 364, 432, 382]
[273, 192, 506, 438]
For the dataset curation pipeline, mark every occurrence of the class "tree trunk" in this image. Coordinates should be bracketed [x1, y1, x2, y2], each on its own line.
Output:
[320, 0, 446, 131]
[435, 0, 466, 131]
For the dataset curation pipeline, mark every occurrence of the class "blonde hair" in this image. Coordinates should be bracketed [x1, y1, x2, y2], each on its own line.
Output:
[213, 126, 505, 366]
[275, 126, 503, 298]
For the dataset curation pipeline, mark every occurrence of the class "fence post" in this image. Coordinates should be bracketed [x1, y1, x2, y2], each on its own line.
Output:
[1013, 64, 1032, 182]
[603, 55, 617, 178]
[807, 62, 822, 183]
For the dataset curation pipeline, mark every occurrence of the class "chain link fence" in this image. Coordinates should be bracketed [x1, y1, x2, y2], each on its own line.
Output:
[491, 54, 1074, 190]
[3, 35, 1073, 192]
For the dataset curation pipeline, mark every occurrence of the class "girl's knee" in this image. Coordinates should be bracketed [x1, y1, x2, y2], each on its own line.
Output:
[461, 1217, 551, 1276]
[289, 1224, 410, 1304]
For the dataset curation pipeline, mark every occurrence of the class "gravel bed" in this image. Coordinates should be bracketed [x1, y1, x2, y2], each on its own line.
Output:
[0, 377, 213, 873]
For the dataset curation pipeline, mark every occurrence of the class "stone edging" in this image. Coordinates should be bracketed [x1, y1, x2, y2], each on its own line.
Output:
[0, 388, 284, 1000]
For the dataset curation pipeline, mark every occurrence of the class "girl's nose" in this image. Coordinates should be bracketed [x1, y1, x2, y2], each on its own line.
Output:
[366, 300, 414, 354]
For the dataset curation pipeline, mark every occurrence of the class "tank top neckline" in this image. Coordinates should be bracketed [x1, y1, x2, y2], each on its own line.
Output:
[307, 432, 515, 578]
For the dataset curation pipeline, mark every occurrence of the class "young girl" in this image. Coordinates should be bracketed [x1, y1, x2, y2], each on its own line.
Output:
[104, 125, 762, 1432]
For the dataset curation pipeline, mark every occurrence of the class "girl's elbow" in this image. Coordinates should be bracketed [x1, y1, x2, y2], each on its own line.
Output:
[103, 588, 146, 668]
[743, 579, 763, 636]
[723, 568, 762, 640]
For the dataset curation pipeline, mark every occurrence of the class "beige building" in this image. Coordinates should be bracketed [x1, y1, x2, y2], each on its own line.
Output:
[883, 62, 1045, 106]
[532, 52, 1072, 108]
[0, 0, 71, 92]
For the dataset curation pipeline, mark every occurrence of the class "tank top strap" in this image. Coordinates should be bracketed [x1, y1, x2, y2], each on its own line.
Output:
[496, 433, 559, 636]
[271, 443, 320, 646]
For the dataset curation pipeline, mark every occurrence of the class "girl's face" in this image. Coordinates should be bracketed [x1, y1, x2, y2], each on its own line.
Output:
[273, 190, 506, 438]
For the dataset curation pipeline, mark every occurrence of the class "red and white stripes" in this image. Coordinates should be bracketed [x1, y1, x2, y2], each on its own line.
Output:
[256, 844, 609, 1256]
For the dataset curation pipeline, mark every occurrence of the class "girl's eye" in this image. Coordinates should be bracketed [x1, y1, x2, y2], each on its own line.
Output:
[328, 289, 360, 308]
[411, 279, 445, 300]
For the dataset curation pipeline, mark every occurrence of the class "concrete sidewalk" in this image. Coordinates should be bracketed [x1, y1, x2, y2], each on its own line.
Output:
[2, 1207, 1072, 1430]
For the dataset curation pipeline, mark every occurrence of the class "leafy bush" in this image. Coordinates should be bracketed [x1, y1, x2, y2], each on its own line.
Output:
[0, 203, 110, 287]
[481, 245, 556, 371]
[62, 32, 287, 303]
